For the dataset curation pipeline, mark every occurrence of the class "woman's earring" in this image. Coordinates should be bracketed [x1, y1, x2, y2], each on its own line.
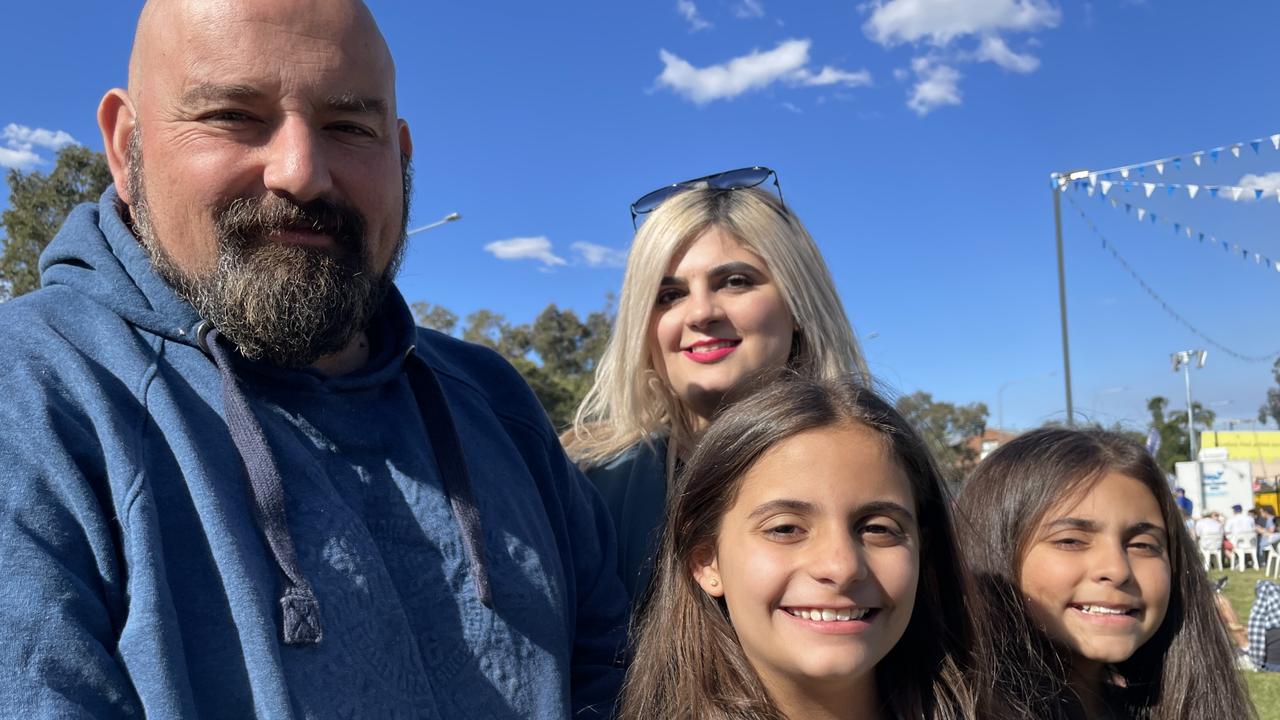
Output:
[709, 577, 720, 587]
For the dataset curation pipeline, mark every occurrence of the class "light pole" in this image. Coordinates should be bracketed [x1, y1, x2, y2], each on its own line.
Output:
[1051, 169, 1090, 425]
[1171, 349, 1208, 459]
[408, 212, 461, 236]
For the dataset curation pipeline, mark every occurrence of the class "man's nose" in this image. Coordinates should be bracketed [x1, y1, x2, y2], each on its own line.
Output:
[261, 117, 333, 203]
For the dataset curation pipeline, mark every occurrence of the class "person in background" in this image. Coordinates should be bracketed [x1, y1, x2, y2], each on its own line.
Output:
[1259, 505, 1280, 558]
[1249, 580, 1280, 672]
[564, 170, 869, 607]
[1173, 487, 1193, 518]
[1226, 504, 1260, 567]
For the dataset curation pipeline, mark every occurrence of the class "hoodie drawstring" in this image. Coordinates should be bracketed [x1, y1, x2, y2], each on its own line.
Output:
[204, 326, 324, 646]
[404, 350, 493, 608]
[199, 323, 493, 649]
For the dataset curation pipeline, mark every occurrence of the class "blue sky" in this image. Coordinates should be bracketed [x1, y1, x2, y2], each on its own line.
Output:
[3, 0, 1279, 433]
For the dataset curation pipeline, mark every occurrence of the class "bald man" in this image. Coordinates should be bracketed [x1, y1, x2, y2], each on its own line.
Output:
[0, 2, 627, 717]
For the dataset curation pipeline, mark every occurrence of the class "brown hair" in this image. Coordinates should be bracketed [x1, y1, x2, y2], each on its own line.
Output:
[955, 427, 1256, 719]
[618, 375, 976, 720]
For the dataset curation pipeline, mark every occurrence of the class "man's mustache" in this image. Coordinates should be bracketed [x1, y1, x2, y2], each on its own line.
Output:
[215, 195, 367, 256]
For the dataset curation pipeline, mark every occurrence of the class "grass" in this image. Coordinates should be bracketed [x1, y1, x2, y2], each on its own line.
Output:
[1214, 565, 1280, 718]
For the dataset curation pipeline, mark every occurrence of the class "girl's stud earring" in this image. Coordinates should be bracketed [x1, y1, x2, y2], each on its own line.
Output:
[709, 577, 720, 587]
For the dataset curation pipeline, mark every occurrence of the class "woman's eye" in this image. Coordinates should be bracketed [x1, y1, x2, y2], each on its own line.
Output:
[723, 274, 754, 289]
[655, 288, 683, 306]
[1051, 537, 1087, 550]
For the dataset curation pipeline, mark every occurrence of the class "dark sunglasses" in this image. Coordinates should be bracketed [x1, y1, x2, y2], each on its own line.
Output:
[629, 166, 784, 228]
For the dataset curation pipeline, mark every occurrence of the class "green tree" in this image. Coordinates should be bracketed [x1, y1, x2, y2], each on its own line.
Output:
[414, 301, 613, 431]
[894, 391, 988, 486]
[1, 145, 112, 300]
[410, 302, 458, 335]
[1147, 395, 1215, 473]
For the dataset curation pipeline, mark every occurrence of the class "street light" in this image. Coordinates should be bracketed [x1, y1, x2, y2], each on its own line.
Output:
[1050, 169, 1090, 425]
[1171, 349, 1208, 459]
[407, 212, 461, 236]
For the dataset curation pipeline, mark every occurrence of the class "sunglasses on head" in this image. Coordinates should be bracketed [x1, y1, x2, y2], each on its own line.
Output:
[629, 166, 784, 228]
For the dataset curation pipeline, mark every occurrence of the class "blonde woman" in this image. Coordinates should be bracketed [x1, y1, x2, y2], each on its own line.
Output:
[565, 167, 869, 605]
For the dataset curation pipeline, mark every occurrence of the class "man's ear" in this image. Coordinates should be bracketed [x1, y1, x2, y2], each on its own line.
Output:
[689, 544, 723, 598]
[397, 119, 413, 163]
[98, 89, 137, 203]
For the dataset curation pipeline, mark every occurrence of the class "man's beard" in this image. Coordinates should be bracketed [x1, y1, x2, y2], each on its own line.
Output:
[125, 129, 411, 368]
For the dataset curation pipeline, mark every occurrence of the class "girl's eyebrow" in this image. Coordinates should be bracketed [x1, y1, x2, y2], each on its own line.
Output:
[745, 498, 915, 523]
[747, 498, 815, 520]
[1046, 518, 1166, 533]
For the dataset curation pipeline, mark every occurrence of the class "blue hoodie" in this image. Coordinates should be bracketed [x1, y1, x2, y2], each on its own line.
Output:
[0, 188, 628, 719]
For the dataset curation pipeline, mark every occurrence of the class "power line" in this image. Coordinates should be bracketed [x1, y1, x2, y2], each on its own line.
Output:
[1065, 192, 1280, 364]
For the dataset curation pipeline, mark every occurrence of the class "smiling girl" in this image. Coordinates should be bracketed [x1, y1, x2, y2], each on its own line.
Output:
[618, 376, 975, 720]
[565, 173, 869, 606]
[956, 428, 1255, 719]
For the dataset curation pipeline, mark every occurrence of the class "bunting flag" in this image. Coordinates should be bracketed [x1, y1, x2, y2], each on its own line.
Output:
[1069, 179, 1278, 202]
[1066, 183, 1280, 277]
[1064, 193, 1280, 363]
[1048, 131, 1280, 184]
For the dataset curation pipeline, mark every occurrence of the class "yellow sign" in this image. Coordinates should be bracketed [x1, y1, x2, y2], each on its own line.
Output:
[1200, 430, 1280, 461]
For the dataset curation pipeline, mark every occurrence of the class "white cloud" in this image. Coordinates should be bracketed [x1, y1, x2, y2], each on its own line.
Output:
[3, 124, 77, 151]
[0, 146, 42, 170]
[781, 102, 803, 114]
[676, 0, 712, 32]
[863, 0, 1060, 47]
[658, 39, 809, 104]
[973, 34, 1039, 72]
[656, 39, 872, 105]
[1237, 172, 1280, 199]
[484, 237, 567, 267]
[861, 0, 1058, 114]
[793, 65, 874, 87]
[907, 57, 962, 115]
[734, 0, 765, 19]
[572, 242, 628, 268]
[0, 123, 79, 169]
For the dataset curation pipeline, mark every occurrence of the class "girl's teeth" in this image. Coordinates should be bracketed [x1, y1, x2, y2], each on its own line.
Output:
[789, 608, 869, 621]
[1079, 605, 1128, 616]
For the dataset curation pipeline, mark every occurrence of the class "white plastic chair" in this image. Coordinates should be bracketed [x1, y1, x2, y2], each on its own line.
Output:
[1231, 533, 1259, 571]
[1200, 532, 1225, 570]
[1267, 547, 1280, 578]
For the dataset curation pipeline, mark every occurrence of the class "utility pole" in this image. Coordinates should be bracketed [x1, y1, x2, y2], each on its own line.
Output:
[1051, 170, 1089, 425]
[1171, 349, 1208, 459]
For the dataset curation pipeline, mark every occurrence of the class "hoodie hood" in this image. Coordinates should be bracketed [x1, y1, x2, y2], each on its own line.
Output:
[35, 187, 490, 645]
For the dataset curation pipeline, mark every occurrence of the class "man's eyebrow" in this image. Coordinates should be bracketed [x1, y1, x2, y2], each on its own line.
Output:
[181, 83, 262, 106]
[325, 93, 388, 117]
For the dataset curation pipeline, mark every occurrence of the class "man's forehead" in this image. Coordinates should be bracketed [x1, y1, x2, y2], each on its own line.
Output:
[131, 0, 395, 103]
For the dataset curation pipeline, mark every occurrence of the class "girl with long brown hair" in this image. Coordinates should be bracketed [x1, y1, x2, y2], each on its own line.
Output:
[956, 427, 1256, 719]
[619, 376, 975, 720]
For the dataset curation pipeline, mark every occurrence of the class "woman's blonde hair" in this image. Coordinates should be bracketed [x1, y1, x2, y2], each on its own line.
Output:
[565, 185, 869, 468]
